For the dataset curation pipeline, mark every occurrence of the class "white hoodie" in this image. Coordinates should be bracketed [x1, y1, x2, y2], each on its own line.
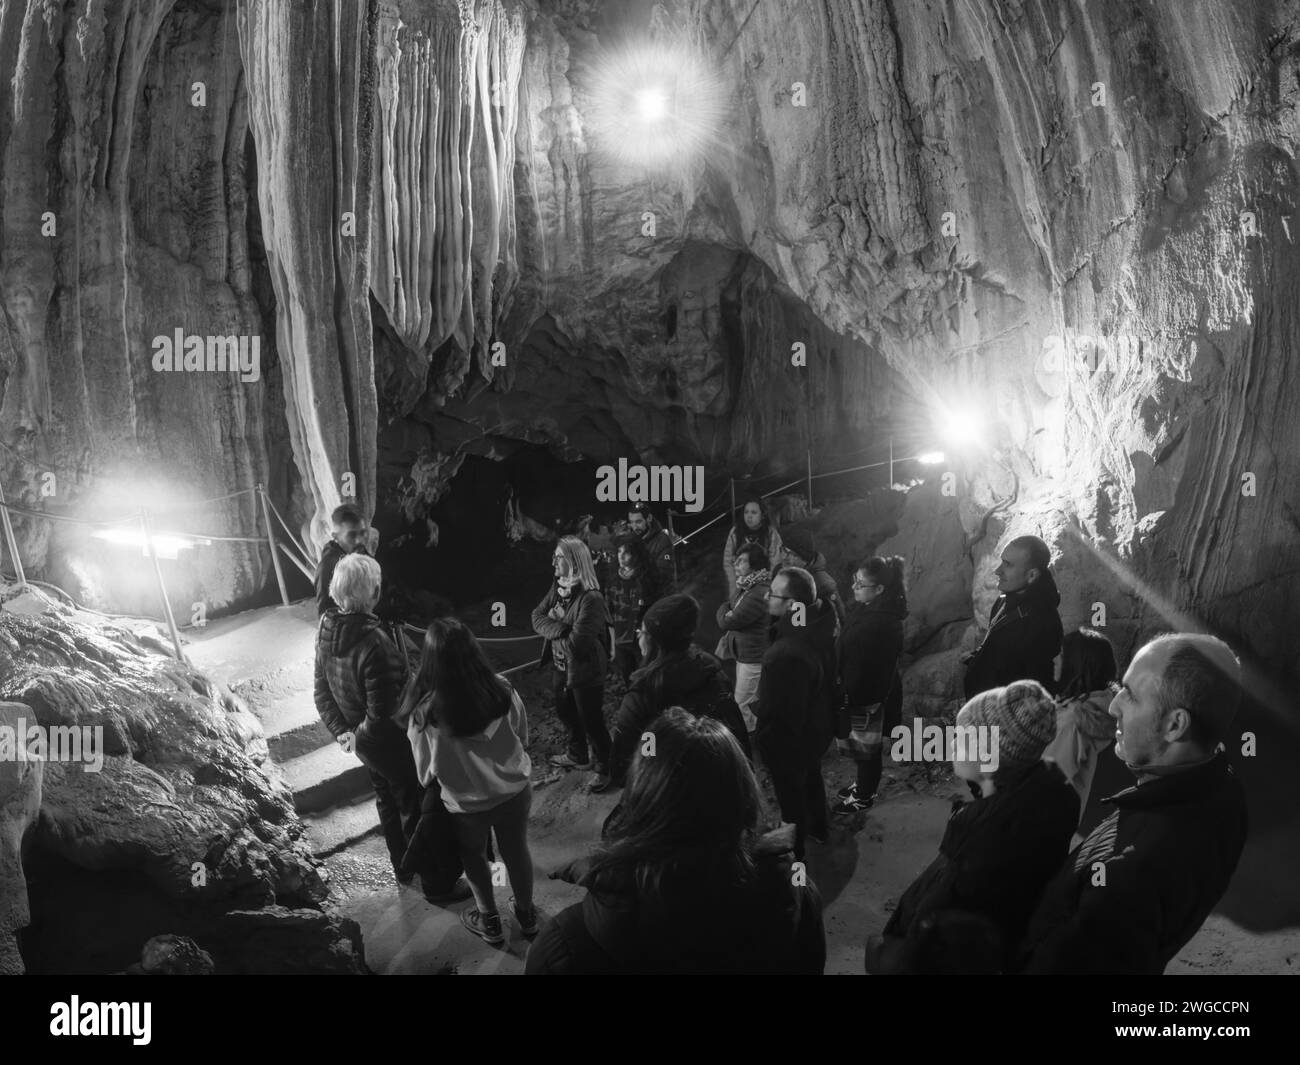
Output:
[407, 678, 532, 815]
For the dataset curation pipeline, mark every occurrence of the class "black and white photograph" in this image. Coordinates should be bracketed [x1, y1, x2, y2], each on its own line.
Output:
[0, 0, 1295, 1037]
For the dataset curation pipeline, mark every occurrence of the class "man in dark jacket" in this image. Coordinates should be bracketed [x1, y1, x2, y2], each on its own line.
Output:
[627, 502, 675, 590]
[315, 503, 371, 616]
[962, 535, 1063, 699]
[1018, 633, 1249, 974]
[314, 553, 419, 886]
[609, 594, 750, 785]
[755, 567, 838, 860]
[781, 528, 845, 628]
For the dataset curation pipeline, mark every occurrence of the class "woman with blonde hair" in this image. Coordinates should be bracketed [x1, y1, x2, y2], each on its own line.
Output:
[531, 536, 614, 790]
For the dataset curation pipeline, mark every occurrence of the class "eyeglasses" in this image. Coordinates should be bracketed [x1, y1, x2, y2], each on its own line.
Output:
[851, 580, 880, 590]
[765, 592, 793, 601]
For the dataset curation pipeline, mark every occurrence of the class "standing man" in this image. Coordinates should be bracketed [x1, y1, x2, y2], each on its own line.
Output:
[627, 502, 675, 590]
[316, 503, 371, 616]
[754, 566, 838, 860]
[1018, 633, 1248, 973]
[962, 535, 1063, 699]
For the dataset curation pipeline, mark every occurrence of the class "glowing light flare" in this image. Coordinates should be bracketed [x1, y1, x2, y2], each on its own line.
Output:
[585, 42, 728, 169]
[917, 451, 946, 465]
[91, 527, 210, 561]
[934, 405, 984, 448]
[634, 86, 669, 122]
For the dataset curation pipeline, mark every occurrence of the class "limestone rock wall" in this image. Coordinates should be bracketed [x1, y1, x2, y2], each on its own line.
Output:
[0, 0, 280, 615]
[3, 0, 1298, 693]
[690, 0, 1300, 686]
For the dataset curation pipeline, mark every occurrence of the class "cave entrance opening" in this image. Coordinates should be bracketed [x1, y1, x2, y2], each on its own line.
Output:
[373, 446, 610, 638]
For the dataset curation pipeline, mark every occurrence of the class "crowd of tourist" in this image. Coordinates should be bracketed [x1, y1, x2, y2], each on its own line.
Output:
[312, 497, 1249, 975]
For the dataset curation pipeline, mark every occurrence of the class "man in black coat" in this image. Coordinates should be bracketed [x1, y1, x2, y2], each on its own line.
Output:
[1017, 633, 1249, 974]
[315, 503, 372, 616]
[962, 535, 1063, 699]
[754, 567, 838, 860]
[627, 503, 675, 591]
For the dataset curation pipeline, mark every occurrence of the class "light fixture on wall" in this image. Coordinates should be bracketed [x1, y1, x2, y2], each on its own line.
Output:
[91, 526, 210, 561]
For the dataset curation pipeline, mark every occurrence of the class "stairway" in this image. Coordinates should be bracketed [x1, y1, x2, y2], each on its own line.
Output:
[185, 600, 382, 857]
[185, 599, 541, 858]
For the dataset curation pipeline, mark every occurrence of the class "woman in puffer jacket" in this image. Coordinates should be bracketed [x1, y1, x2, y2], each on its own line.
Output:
[1042, 627, 1119, 824]
[715, 541, 772, 734]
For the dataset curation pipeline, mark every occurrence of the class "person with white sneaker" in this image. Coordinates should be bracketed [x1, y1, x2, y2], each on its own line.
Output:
[402, 618, 540, 946]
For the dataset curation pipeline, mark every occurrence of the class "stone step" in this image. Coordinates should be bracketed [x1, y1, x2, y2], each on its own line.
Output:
[300, 795, 381, 856]
[282, 742, 373, 814]
[268, 718, 335, 764]
[256, 691, 322, 743]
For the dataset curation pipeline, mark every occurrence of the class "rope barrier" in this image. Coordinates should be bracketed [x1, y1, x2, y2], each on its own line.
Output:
[149, 487, 259, 512]
[0, 500, 144, 527]
[400, 618, 542, 644]
[264, 494, 313, 564]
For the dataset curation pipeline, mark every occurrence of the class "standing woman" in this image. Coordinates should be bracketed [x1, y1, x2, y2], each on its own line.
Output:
[722, 498, 786, 593]
[834, 556, 907, 814]
[402, 619, 537, 945]
[715, 541, 773, 734]
[607, 534, 661, 686]
[532, 536, 614, 790]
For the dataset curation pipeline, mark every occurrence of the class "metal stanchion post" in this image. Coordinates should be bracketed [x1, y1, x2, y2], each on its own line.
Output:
[141, 511, 185, 661]
[889, 436, 894, 487]
[257, 483, 290, 606]
[806, 448, 814, 507]
[729, 477, 736, 524]
[0, 481, 27, 588]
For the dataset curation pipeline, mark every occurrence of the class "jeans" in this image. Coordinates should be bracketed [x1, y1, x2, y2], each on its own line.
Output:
[734, 662, 763, 733]
[553, 674, 611, 772]
[451, 784, 535, 916]
[353, 719, 421, 876]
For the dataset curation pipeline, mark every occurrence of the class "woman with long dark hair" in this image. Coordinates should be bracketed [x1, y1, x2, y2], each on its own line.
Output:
[525, 708, 825, 974]
[1043, 627, 1118, 821]
[722, 498, 786, 593]
[402, 618, 536, 946]
[834, 556, 907, 813]
[531, 536, 614, 790]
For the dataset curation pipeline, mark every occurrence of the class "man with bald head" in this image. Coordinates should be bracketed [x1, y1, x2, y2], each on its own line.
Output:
[1018, 633, 1249, 973]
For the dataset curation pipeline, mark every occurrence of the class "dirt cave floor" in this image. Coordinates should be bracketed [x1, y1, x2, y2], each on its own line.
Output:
[321, 670, 1300, 976]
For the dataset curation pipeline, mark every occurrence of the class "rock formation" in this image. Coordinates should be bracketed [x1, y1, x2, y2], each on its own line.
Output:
[0, 583, 363, 973]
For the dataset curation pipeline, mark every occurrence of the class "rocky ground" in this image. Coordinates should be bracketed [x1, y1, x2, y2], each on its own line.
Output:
[0, 581, 364, 974]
